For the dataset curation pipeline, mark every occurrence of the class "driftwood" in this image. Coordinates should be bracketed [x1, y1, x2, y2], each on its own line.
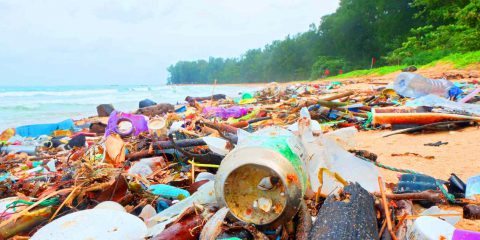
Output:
[373, 190, 444, 203]
[321, 91, 354, 101]
[201, 120, 238, 135]
[136, 103, 175, 117]
[185, 94, 226, 102]
[464, 205, 480, 220]
[379, 177, 397, 240]
[248, 116, 272, 124]
[168, 133, 224, 165]
[126, 138, 208, 161]
[309, 183, 378, 240]
[382, 120, 472, 138]
[155, 138, 208, 149]
[126, 135, 238, 161]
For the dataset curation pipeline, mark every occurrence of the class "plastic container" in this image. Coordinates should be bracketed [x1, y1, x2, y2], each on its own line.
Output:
[0, 145, 37, 155]
[148, 117, 167, 137]
[407, 216, 455, 240]
[215, 127, 307, 228]
[394, 72, 455, 98]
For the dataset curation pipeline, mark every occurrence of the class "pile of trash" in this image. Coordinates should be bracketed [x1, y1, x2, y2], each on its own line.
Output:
[1, 72, 480, 240]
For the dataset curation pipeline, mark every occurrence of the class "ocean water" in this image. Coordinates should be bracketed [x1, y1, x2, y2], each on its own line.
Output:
[0, 85, 259, 131]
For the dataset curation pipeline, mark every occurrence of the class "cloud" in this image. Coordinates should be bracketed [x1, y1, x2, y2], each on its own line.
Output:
[0, 0, 339, 86]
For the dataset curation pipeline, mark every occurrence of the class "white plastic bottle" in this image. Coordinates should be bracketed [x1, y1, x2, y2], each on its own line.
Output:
[393, 72, 455, 98]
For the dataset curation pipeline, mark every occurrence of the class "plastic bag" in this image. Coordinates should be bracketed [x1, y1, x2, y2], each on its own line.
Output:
[406, 94, 480, 116]
[303, 127, 380, 194]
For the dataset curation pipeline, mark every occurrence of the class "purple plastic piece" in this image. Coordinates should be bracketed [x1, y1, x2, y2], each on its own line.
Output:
[453, 229, 480, 240]
[105, 111, 149, 137]
[202, 106, 248, 119]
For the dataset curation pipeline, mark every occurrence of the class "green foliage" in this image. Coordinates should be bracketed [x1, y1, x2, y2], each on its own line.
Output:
[329, 51, 480, 80]
[167, 26, 324, 84]
[425, 50, 480, 68]
[387, 0, 480, 66]
[456, 0, 480, 28]
[310, 56, 351, 79]
[167, 0, 480, 84]
[412, 0, 471, 26]
[318, 0, 422, 67]
[328, 65, 407, 79]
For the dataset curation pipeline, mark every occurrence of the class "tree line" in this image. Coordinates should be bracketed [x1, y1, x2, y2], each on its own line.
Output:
[167, 0, 480, 84]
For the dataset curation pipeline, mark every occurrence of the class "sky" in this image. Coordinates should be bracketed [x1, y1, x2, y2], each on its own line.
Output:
[0, 0, 339, 86]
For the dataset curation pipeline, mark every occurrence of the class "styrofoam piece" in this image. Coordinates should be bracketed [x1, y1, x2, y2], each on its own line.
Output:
[31, 209, 147, 240]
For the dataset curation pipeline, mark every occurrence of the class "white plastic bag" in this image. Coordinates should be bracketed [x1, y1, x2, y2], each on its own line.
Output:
[303, 127, 380, 195]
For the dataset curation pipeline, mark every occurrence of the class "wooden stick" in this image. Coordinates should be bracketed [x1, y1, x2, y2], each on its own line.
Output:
[397, 213, 462, 220]
[191, 158, 195, 184]
[320, 91, 354, 101]
[378, 177, 397, 240]
[382, 120, 472, 138]
[49, 186, 81, 222]
[393, 213, 407, 232]
[378, 219, 387, 239]
[373, 191, 443, 202]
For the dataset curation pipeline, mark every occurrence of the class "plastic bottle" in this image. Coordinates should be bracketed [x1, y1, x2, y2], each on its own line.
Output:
[466, 175, 480, 200]
[148, 184, 191, 199]
[0, 145, 37, 156]
[407, 216, 455, 240]
[393, 72, 455, 98]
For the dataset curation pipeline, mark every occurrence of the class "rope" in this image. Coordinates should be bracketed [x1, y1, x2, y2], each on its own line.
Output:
[357, 156, 456, 203]
[6, 197, 60, 212]
[362, 111, 382, 131]
[362, 111, 374, 129]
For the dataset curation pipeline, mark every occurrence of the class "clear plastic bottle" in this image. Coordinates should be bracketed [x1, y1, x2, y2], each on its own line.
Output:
[393, 72, 454, 98]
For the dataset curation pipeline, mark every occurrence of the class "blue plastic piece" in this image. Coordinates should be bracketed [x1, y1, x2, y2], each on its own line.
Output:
[448, 86, 463, 99]
[15, 119, 74, 138]
[156, 200, 171, 213]
[0, 172, 10, 182]
[466, 175, 480, 199]
[149, 184, 191, 199]
[308, 104, 321, 111]
[175, 106, 187, 113]
[328, 111, 338, 119]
